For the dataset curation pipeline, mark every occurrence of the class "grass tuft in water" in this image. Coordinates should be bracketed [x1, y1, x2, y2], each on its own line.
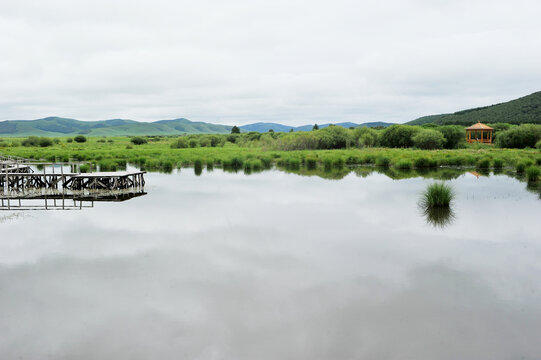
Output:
[420, 182, 454, 207]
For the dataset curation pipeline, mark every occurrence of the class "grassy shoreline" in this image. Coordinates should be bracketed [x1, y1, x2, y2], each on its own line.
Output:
[1, 136, 540, 173]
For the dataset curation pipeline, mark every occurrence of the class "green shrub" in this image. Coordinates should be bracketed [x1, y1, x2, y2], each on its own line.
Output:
[170, 137, 188, 149]
[98, 160, 117, 171]
[414, 157, 437, 168]
[229, 157, 243, 170]
[493, 159, 504, 169]
[323, 158, 333, 171]
[420, 183, 454, 207]
[526, 166, 540, 182]
[252, 159, 263, 171]
[74, 135, 87, 143]
[380, 125, 421, 148]
[354, 127, 380, 147]
[306, 157, 317, 169]
[395, 160, 412, 169]
[345, 155, 361, 165]
[130, 137, 147, 145]
[375, 156, 390, 167]
[287, 158, 301, 170]
[496, 124, 541, 149]
[21, 136, 53, 147]
[516, 161, 532, 173]
[436, 126, 465, 149]
[412, 129, 445, 150]
[79, 164, 90, 173]
[536, 140, 541, 149]
[363, 155, 376, 164]
[67, 138, 73, 143]
[476, 158, 491, 169]
[259, 156, 272, 168]
[317, 126, 354, 149]
[189, 139, 199, 148]
[332, 157, 345, 169]
[38, 137, 53, 147]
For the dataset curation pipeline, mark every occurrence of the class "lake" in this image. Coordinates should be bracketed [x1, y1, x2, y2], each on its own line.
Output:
[1, 167, 540, 359]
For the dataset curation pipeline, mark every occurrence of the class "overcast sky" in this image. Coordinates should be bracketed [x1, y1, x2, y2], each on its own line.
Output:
[1, 0, 540, 125]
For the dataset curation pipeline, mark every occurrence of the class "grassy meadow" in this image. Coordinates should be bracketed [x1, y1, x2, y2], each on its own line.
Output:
[1, 133, 540, 177]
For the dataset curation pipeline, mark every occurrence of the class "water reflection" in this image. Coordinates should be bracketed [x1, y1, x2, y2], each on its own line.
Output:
[0, 189, 147, 211]
[420, 205, 455, 228]
[1, 168, 540, 359]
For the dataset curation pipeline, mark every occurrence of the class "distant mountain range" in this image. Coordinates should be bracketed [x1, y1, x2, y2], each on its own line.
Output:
[2, 91, 539, 136]
[0, 117, 393, 137]
[0, 117, 233, 136]
[240, 121, 393, 132]
[407, 91, 541, 126]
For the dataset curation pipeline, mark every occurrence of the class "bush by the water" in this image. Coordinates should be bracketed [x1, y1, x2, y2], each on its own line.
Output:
[420, 183, 454, 207]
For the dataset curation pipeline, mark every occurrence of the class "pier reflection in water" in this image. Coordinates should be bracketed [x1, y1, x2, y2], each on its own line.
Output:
[0, 190, 147, 211]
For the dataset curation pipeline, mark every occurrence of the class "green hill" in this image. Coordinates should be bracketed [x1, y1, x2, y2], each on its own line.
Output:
[0, 117, 233, 137]
[407, 91, 541, 126]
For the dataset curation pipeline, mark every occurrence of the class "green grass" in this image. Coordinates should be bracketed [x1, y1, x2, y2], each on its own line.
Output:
[0, 135, 539, 173]
[420, 183, 454, 207]
[526, 167, 540, 182]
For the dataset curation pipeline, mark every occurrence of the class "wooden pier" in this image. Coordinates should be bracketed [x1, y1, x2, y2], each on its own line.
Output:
[1, 156, 145, 192]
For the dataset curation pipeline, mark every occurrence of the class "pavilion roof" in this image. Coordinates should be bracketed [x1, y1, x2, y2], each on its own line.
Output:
[466, 122, 493, 130]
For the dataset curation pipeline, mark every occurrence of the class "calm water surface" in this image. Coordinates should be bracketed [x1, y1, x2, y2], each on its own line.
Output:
[1, 169, 540, 359]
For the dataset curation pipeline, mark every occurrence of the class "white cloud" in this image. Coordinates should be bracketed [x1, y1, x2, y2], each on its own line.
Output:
[1, 0, 540, 125]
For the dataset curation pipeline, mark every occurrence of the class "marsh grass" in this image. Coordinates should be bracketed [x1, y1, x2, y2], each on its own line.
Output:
[395, 160, 412, 170]
[493, 159, 504, 169]
[476, 158, 491, 169]
[1, 135, 538, 173]
[375, 156, 390, 167]
[419, 182, 455, 228]
[526, 166, 540, 182]
[420, 183, 454, 207]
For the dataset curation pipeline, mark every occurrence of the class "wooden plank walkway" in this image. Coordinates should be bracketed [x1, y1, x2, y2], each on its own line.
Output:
[1, 171, 146, 191]
[0, 155, 146, 192]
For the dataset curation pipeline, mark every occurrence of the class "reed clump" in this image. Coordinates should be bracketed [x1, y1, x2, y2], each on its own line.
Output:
[526, 166, 540, 182]
[420, 182, 454, 207]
